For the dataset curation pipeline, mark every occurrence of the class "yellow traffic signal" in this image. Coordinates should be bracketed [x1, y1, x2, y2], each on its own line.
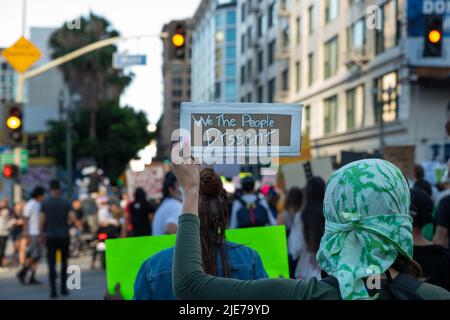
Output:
[6, 116, 21, 130]
[428, 29, 442, 44]
[172, 34, 185, 47]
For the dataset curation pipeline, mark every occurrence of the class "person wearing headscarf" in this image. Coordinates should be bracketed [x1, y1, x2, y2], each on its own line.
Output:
[171, 156, 450, 300]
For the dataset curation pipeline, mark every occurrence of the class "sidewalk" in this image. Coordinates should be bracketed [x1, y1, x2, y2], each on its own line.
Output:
[0, 254, 107, 300]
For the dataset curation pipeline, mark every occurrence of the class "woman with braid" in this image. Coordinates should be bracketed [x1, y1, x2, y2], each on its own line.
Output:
[171, 144, 450, 300]
[133, 167, 268, 300]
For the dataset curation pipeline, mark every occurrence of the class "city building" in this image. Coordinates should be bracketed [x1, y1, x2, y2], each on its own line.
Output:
[158, 19, 193, 160]
[288, 0, 450, 165]
[236, 0, 290, 103]
[191, 0, 238, 103]
[25, 27, 69, 166]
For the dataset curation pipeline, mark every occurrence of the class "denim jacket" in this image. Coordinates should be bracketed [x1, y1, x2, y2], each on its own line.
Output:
[133, 242, 268, 300]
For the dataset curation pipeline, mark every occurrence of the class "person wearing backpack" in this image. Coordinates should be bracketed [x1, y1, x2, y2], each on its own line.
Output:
[171, 153, 450, 300]
[229, 176, 277, 229]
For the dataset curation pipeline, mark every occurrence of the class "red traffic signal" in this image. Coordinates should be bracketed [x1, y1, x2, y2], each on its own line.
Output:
[3, 164, 18, 179]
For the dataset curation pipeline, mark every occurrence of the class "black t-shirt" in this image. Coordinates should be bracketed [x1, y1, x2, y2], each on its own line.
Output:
[414, 245, 450, 291]
[437, 195, 450, 247]
[129, 201, 155, 237]
[41, 196, 72, 238]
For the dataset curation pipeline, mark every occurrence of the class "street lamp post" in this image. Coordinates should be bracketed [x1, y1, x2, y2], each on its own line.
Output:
[373, 86, 396, 157]
[64, 93, 81, 199]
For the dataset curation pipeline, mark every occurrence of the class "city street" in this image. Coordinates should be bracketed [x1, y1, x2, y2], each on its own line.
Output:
[0, 254, 107, 300]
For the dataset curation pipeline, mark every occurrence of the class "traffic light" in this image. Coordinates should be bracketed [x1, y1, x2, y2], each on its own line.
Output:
[2, 164, 18, 179]
[5, 103, 23, 145]
[423, 15, 443, 57]
[171, 24, 186, 60]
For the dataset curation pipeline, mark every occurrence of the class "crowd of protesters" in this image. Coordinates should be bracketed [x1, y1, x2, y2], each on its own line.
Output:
[1, 155, 450, 300]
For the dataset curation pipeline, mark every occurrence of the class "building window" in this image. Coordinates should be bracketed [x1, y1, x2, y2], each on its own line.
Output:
[172, 101, 181, 109]
[257, 85, 264, 102]
[247, 59, 253, 81]
[303, 105, 311, 136]
[268, 78, 276, 103]
[241, 2, 246, 22]
[282, 26, 289, 48]
[374, 72, 399, 123]
[295, 61, 301, 92]
[268, 2, 275, 28]
[257, 15, 263, 37]
[214, 82, 221, 100]
[296, 17, 301, 44]
[226, 11, 236, 25]
[346, 88, 356, 130]
[247, 92, 252, 102]
[225, 81, 236, 98]
[226, 45, 236, 59]
[226, 63, 236, 78]
[216, 13, 224, 28]
[325, 0, 339, 23]
[348, 18, 365, 50]
[172, 78, 183, 86]
[173, 89, 182, 97]
[324, 95, 338, 135]
[241, 34, 246, 53]
[375, 0, 398, 55]
[308, 53, 314, 86]
[281, 68, 289, 91]
[241, 65, 246, 84]
[226, 28, 236, 42]
[257, 50, 264, 72]
[308, 5, 314, 35]
[324, 36, 339, 79]
[247, 26, 252, 48]
[268, 40, 276, 65]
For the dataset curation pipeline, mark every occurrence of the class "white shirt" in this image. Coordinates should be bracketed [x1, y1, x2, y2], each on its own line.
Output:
[97, 205, 119, 227]
[288, 211, 321, 280]
[152, 197, 182, 236]
[23, 198, 41, 236]
[229, 193, 277, 229]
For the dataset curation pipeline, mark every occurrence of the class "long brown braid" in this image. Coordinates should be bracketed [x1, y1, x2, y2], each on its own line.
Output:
[198, 167, 231, 278]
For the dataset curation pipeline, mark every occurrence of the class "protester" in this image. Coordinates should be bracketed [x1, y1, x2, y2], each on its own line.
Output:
[289, 177, 325, 280]
[229, 176, 276, 229]
[410, 187, 450, 290]
[17, 186, 45, 285]
[266, 186, 280, 220]
[81, 194, 98, 235]
[0, 198, 11, 267]
[413, 165, 433, 197]
[434, 171, 450, 248]
[151, 172, 182, 236]
[172, 155, 450, 300]
[127, 188, 155, 237]
[11, 201, 26, 266]
[41, 180, 77, 298]
[133, 168, 268, 300]
[278, 187, 303, 235]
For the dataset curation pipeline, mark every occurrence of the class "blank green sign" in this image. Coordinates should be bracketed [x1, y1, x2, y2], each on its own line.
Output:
[106, 225, 289, 300]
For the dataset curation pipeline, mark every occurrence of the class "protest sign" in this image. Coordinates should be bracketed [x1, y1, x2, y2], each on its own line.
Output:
[281, 157, 334, 189]
[106, 226, 289, 300]
[125, 162, 165, 199]
[179, 103, 302, 161]
[383, 145, 416, 179]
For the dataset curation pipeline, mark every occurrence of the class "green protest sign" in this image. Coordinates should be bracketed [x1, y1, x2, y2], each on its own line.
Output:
[106, 225, 289, 300]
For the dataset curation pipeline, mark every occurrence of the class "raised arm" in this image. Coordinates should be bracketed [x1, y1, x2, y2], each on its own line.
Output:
[170, 142, 324, 300]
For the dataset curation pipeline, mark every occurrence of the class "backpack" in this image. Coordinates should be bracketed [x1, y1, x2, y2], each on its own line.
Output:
[236, 197, 270, 228]
[321, 273, 424, 300]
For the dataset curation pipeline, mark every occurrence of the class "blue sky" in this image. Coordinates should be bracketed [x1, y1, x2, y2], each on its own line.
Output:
[0, 0, 200, 124]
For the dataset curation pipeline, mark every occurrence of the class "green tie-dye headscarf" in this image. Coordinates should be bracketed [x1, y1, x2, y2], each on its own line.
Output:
[316, 159, 413, 300]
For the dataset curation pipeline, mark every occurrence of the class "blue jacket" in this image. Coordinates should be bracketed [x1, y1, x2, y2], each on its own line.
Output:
[133, 242, 268, 300]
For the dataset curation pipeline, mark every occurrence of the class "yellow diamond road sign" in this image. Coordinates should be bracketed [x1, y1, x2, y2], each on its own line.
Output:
[2, 36, 42, 73]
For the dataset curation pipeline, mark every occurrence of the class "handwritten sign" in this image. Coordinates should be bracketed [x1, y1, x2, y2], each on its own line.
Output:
[180, 103, 302, 160]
